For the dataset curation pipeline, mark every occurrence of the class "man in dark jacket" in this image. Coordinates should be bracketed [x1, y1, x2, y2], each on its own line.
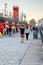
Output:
[8, 26, 12, 37]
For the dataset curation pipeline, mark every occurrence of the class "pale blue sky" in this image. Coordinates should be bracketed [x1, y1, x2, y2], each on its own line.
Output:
[0, 0, 43, 21]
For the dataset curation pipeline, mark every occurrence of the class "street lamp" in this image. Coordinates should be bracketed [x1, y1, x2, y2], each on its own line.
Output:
[5, 3, 7, 16]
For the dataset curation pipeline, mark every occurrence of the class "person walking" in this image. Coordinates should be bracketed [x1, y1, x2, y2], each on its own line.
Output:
[8, 26, 12, 37]
[25, 25, 30, 40]
[20, 25, 25, 43]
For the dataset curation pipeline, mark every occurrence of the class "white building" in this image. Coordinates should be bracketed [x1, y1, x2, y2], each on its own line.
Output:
[38, 18, 43, 27]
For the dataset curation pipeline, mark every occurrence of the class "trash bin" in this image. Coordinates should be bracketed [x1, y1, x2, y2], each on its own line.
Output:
[33, 31, 38, 39]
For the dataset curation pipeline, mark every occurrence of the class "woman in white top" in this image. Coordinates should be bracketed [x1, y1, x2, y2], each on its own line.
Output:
[25, 25, 30, 40]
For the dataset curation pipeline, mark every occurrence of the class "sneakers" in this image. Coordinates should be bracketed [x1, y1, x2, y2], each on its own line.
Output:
[21, 39, 24, 43]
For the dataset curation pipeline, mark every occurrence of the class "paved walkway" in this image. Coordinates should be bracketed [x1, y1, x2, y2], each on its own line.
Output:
[20, 39, 43, 65]
[0, 32, 33, 65]
[0, 32, 43, 65]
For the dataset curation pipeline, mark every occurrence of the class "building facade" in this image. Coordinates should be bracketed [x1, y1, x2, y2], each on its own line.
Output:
[13, 6, 19, 23]
[29, 19, 36, 27]
[38, 18, 43, 26]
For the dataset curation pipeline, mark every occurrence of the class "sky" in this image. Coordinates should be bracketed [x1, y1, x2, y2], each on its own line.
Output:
[0, 0, 43, 22]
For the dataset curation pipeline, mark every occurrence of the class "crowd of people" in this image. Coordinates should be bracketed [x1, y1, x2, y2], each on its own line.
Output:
[0, 24, 31, 43]
[0, 25, 16, 37]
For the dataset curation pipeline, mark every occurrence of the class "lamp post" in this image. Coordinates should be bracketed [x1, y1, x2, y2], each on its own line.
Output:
[5, 3, 7, 16]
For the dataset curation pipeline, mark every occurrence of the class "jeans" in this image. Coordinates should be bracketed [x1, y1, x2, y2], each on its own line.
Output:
[9, 32, 12, 37]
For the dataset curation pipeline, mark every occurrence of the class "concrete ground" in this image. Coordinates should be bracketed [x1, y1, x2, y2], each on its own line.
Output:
[0, 32, 33, 65]
[0, 32, 43, 65]
[20, 39, 43, 65]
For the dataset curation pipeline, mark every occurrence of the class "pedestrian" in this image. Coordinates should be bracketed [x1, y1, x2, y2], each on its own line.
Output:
[25, 25, 30, 40]
[7, 27, 9, 35]
[8, 26, 12, 37]
[20, 25, 25, 43]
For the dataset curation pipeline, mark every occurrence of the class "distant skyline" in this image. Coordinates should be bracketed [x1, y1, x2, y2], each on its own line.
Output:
[0, 0, 43, 22]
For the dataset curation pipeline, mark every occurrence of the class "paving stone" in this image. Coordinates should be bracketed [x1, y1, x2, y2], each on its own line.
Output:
[0, 32, 33, 65]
